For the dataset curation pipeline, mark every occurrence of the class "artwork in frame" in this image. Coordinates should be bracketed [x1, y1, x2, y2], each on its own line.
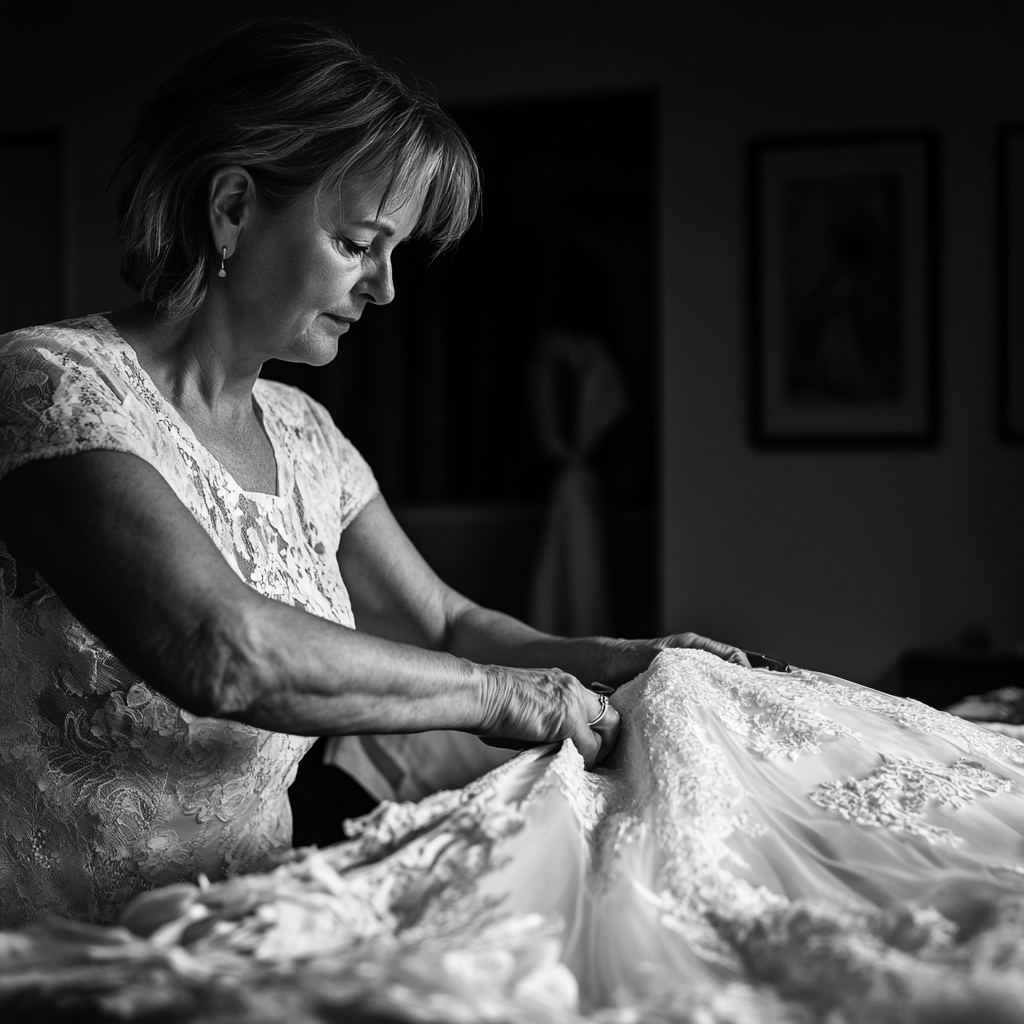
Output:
[997, 125, 1024, 442]
[748, 131, 939, 446]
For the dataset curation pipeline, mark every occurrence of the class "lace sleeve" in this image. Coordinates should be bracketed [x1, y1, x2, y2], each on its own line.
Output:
[0, 328, 154, 483]
[301, 399, 379, 531]
[332, 428, 379, 530]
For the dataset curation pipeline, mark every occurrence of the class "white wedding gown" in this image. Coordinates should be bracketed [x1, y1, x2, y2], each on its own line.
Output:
[5, 648, 1024, 1023]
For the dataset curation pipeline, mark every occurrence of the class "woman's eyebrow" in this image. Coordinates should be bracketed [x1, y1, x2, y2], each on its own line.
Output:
[351, 218, 396, 236]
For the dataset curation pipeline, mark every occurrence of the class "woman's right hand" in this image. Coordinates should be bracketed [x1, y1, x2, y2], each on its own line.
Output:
[477, 666, 620, 769]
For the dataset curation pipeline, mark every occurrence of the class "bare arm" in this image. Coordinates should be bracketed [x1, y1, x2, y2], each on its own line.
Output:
[337, 496, 750, 688]
[0, 451, 613, 764]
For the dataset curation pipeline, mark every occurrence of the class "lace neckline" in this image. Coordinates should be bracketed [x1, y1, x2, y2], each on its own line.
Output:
[89, 314, 288, 502]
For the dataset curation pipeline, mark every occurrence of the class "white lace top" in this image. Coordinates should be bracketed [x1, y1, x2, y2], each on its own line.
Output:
[0, 315, 378, 926]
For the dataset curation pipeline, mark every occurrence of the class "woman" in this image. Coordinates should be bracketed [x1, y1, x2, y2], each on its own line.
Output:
[0, 18, 745, 928]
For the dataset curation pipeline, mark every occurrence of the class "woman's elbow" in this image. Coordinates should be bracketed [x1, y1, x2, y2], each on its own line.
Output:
[156, 599, 272, 720]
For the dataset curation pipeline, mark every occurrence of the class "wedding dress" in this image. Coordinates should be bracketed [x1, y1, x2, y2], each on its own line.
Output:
[5, 648, 1024, 1023]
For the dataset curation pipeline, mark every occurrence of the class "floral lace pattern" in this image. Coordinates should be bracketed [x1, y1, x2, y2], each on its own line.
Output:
[0, 317, 378, 926]
[652, 662, 862, 761]
[787, 666, 1024, 765]
[809, 754, 1016, 844]
[595, 657, 790, 970]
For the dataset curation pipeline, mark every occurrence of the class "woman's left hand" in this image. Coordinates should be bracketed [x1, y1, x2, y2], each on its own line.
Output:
[596, 633, 751, 690]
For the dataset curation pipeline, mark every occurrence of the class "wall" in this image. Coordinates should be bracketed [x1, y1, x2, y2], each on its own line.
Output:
[3, 0, 1023, 683]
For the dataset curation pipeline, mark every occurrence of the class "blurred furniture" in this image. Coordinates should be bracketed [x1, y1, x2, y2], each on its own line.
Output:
[899, 649, 1024, 709]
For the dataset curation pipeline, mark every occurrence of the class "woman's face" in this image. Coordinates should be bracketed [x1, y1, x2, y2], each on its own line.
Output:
[223, 179, 421, 367]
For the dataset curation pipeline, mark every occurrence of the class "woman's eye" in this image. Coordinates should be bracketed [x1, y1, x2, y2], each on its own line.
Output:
[338, 237, 370, 259]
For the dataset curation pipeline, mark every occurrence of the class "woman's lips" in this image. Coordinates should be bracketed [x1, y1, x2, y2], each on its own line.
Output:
[324, 313, 355, 330]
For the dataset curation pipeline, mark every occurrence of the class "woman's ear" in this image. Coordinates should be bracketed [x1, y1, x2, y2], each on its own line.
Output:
[208, 166, 256, 259]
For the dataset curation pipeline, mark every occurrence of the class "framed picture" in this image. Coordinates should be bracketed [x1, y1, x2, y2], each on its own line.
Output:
[748, 131, 939, 446]
[997, 125, 1024, 442]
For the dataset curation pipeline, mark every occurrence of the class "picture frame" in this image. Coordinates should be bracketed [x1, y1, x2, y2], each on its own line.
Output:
[748, 131, 939, 447]
[997, 124, 1024, 442]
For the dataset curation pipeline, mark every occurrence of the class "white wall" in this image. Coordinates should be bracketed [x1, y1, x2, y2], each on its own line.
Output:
[4, 0, 1023, 682]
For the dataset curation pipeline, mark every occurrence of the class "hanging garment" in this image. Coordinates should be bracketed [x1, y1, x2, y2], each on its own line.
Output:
[528, 329, 628, 638]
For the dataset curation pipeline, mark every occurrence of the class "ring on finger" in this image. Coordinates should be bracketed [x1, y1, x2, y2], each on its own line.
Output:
[588, 694, 610, 727]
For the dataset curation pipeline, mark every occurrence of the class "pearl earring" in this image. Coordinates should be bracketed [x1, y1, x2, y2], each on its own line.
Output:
[218, 247, 227, 278]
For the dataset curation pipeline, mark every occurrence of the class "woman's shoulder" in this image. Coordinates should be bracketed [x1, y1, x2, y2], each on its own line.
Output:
[1, 314, 117, 354]
[0, 315, 137, 391]
[0, 316, 162, 481]
[253, 376, 327, 423]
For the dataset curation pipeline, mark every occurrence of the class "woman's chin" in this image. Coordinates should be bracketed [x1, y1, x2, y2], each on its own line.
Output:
[283, 333, 339, 367]
[305, 343, 339, 367]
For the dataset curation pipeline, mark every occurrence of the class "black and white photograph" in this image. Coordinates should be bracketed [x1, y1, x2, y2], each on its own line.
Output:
[2, 3, 1024, 1023]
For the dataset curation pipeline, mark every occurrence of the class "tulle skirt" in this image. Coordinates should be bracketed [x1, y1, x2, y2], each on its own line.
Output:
[5, 649, 1024, 1023]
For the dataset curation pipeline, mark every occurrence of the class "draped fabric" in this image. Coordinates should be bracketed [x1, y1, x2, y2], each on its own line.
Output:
[323, 724, 516, 804]
[6, 650, 1024, 1023]
[0, 317, 378, 926]
[528, 330, 628, 638]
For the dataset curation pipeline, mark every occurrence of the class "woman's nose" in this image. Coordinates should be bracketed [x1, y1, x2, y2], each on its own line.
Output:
[362, 255, 395, 305]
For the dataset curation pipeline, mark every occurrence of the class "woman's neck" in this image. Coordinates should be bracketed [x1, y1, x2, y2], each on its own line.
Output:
[107, 302, 264, 425]
[106, 301, 279, 495]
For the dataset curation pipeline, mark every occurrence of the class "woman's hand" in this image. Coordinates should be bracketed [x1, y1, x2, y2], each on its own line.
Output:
[598, 633, 751, 690]
[477, 666, 620, 769]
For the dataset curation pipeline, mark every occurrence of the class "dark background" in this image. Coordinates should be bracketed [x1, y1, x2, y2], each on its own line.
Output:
[3, 0, 1024, 687]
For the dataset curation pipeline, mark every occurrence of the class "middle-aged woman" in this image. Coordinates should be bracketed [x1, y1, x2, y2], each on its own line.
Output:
[0, 18, 746, 929]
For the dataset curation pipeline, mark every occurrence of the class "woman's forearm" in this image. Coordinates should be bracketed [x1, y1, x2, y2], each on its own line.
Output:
[336, 496, 627, 687]
[158, 591, 498, 736]
[0, 451, 496, 739]
[442, 603, 621, 686]
[163, 593, 616, 763]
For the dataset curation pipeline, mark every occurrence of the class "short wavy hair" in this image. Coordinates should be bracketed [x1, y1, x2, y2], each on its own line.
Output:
[114, 18, 481, 320]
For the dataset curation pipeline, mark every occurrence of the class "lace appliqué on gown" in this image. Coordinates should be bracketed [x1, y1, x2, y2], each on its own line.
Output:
[787, 666, 1024, 766]
[810, 754, 1015, 844]
[0, 317, 379, 927]
[679, 666, 862, 760]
